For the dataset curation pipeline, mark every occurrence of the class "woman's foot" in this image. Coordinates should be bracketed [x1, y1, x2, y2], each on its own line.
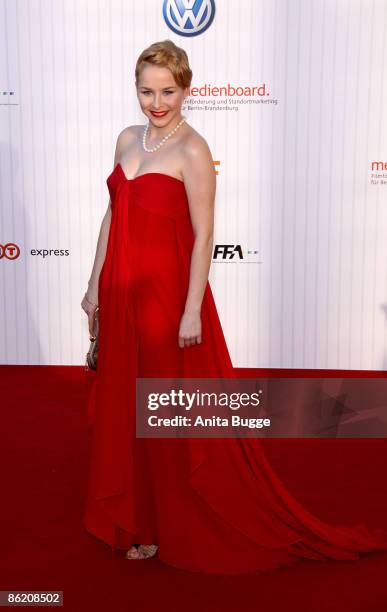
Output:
[125, 544, 158, 559]
[125, 545, 140, 559]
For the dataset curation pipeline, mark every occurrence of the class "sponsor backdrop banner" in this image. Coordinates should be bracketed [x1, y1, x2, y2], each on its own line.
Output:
[0, 0, 386, 368]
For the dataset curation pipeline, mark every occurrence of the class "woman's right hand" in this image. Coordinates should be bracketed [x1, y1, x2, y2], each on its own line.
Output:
[81, 290, 99, 337]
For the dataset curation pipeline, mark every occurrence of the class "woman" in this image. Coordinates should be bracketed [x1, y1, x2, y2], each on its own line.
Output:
[82, 40, 387, 574]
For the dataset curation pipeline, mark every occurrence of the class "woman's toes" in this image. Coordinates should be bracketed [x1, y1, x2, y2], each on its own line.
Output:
[125, 546, 140, 559]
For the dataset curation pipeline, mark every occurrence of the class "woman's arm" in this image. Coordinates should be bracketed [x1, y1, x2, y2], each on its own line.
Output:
[85, 205, 111, 304]
[178, 135, 216, 348]
[82, 127, 132, 331]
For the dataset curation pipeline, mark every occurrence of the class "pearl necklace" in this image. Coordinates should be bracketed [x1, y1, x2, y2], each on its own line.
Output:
[142, 115, 186, 153]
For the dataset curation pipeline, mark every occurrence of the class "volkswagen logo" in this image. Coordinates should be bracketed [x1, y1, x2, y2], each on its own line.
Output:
[163, 0, 216, 37]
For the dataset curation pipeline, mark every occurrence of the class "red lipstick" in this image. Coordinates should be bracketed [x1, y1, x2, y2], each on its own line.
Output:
[150, 110, 169, 117]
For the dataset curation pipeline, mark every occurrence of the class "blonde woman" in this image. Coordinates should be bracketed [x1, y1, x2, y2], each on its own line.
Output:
[82, 40, 387, 574]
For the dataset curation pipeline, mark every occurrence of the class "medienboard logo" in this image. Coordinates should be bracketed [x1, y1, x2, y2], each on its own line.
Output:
[163, 0, 216, 37]
[0, 243, 20, 260]
[371, 161, 387, 170]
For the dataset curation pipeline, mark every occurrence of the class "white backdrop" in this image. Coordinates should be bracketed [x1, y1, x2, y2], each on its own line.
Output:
[1, 0, 387, 369]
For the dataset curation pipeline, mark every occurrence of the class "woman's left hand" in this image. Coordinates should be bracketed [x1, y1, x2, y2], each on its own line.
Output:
[178, 311, 202, 348]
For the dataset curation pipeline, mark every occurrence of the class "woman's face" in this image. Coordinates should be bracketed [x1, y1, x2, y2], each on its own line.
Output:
[136, 64, 189, 127]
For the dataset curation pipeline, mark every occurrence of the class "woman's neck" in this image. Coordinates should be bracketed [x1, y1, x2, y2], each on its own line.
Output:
[146, 114, 184, 141]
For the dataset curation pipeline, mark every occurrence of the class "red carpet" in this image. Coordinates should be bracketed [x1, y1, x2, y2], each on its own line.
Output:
[0, 365, 386, 611]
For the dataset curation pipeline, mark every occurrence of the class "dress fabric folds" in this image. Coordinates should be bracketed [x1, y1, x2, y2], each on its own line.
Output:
[83, 162, 387, 574]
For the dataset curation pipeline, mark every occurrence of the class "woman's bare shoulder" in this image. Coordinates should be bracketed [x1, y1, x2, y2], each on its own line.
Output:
[181, 124, 213, 162]
[114, 125, 144, 160]
[116, 124, 144, 144]
[182, 123, 208, 145]
[179, 125, 215, 186]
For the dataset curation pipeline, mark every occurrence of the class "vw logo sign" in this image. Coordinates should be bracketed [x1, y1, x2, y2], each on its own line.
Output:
[163, 0, 216, 37]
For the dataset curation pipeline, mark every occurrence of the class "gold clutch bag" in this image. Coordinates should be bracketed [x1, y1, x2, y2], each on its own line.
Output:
[85, 306, 99, 371]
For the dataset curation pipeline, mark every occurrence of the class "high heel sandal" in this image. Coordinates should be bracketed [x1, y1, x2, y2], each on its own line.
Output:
[125, 544, 158, 559]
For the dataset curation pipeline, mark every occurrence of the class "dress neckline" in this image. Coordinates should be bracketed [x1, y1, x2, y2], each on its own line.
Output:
[116, 162, 185, 185]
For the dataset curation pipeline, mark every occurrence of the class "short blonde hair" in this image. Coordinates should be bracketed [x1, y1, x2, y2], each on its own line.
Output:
[135, 40, 192, 90]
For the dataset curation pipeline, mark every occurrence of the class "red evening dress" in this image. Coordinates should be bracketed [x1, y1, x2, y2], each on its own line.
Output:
[83, 162, 387, 574]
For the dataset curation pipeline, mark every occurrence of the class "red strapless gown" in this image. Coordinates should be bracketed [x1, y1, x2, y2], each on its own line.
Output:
[83, 162, 387, 574]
